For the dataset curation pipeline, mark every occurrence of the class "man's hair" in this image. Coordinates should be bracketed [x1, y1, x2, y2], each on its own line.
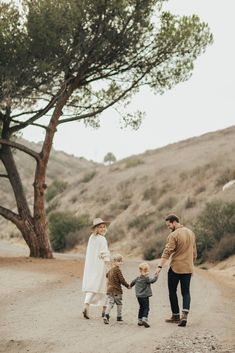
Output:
[165, 214, 179, 223]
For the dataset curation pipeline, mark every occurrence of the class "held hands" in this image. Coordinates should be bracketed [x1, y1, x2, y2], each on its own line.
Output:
[155, 266, 162, 276]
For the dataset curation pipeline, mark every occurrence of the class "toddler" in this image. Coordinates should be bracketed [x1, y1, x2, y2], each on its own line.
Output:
[130, 262, 158, 327]
[103, 254, 129, 324]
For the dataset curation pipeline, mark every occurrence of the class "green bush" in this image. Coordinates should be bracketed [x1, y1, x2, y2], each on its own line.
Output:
[46, 200, 59, 214]
[142, 186, 158, 205]
[194, 200, 235, 262]
[143, 238, 165, 261]
[46, 180, 67, 202]
[125, 158, 144, 169]
[207, 235, 235, 262]
[108, 227, 125, 243]
[184, 196, 196, 209]
[128, 212, 155, 232]
[158, 196, 177, 211]
[48, 212, 90, 252]
[81, 171, 96, 183]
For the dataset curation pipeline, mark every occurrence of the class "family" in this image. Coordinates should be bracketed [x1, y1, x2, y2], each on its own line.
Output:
[82, 214, 197, 328]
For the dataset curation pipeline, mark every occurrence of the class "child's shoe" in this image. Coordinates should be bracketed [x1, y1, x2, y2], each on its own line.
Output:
[137, 319, 143, 326]
[103, 314, 110, 324]
[142, 317, 150, 328]
[117, 316, 123, 322]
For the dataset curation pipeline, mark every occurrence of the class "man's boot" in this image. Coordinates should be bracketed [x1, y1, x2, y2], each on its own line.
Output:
[178, 311, 188, 327]
[165, 314, 180, 323]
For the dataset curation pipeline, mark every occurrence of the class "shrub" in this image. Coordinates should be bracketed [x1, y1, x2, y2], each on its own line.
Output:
[184, 196, 196, 209]
[194, 184, 206, 195]
[108, 197, 131, 217]
[124, 158, 144, 169]
[81, 171, 96, 183]
[142, 186, 158, 205]
[108, 227, 126, 243]
[49, 212, 90, 252]
[215, 168, 235, 187]
[46, 200, 59, 214]
[207, 235, 235, 262]
[70, 196, 78, 203]
[128, 212, 155, 232]
[143, 238, 165, 260]
[46, 180, 67, 202]
[158, 196, 177, 211]
[194, 200, 235, 262]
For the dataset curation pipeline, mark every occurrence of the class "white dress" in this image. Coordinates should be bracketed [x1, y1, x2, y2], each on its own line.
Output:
[82, 233, 110, 306]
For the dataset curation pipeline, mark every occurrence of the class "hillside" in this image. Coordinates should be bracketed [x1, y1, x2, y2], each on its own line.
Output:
[1, 126, 235, 258]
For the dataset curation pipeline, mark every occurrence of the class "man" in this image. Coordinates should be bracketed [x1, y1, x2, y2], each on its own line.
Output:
[155, 214, 197, 327]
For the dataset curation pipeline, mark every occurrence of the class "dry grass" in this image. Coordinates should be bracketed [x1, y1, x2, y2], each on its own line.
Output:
[1, 126, 235, 260]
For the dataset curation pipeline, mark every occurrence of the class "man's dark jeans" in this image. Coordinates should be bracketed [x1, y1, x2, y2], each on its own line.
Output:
[137, 297, 149, 319]
[168, 267, 192, 314]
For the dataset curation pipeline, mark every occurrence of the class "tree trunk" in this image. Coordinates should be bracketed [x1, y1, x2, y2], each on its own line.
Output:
[20, 217, 53, 258]
[0, 144, 53, 259]
[0, 86, 73, 258]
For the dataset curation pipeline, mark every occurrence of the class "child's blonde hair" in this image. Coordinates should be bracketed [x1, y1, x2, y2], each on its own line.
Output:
[111, 253, 123, 263]
[139, 262, 150, 276]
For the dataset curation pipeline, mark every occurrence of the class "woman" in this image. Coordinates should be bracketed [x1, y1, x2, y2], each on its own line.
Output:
[82, 218, 111, 319]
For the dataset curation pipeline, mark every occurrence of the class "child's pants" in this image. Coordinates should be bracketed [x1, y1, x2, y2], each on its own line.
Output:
[137, 297, 149, 319]
[105, 293, 123, 317]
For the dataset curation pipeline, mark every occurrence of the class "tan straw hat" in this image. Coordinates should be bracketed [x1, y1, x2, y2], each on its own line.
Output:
[91, 218, 110, 228]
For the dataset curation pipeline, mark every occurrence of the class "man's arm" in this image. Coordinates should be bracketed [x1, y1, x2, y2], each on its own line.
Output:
[155, 234, 176, 275]
[155, 257, 168, 275]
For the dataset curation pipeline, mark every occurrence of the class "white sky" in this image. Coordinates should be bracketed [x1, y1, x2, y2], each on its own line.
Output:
[23, 0, 235, 163]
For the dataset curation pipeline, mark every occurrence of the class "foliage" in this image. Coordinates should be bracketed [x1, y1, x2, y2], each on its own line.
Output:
[215, 168, 235, 187]
[207, 235, 235, 262]
[125, 158, 144, 169]
[81, 171, 96, 183]
[103, 152, 116, 165]
[158, 196, 177, 211]
[184, 196, 196, 209]
[48, 212, 90, 251]
[46, 180, 67, 202]
[128, 212, 155, 231]
[194, 200, 235, 261]
[142, 186, 158, 205]
[108, 227, 126, 243]
[143, 238, 165, 260]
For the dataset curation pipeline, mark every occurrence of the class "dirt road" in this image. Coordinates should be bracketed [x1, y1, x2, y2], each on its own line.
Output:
[0, 241, 234, 353]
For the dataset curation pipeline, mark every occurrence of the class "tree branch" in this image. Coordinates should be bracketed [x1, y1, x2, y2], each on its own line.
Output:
[11, 119, 48, 130]
[0, 205, 21, 226]
[58, 67, 150, 125]
[0, 173, 9, 178]
[0, 139, 40, 161]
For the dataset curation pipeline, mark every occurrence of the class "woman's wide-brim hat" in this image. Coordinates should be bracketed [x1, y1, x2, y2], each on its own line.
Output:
[91, 218, 111, 229]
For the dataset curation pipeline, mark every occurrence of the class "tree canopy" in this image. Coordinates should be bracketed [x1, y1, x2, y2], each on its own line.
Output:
[0, 0, 213, 132]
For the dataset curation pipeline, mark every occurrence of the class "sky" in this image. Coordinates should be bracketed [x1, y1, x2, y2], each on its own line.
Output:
[22, 0, 235, 163]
